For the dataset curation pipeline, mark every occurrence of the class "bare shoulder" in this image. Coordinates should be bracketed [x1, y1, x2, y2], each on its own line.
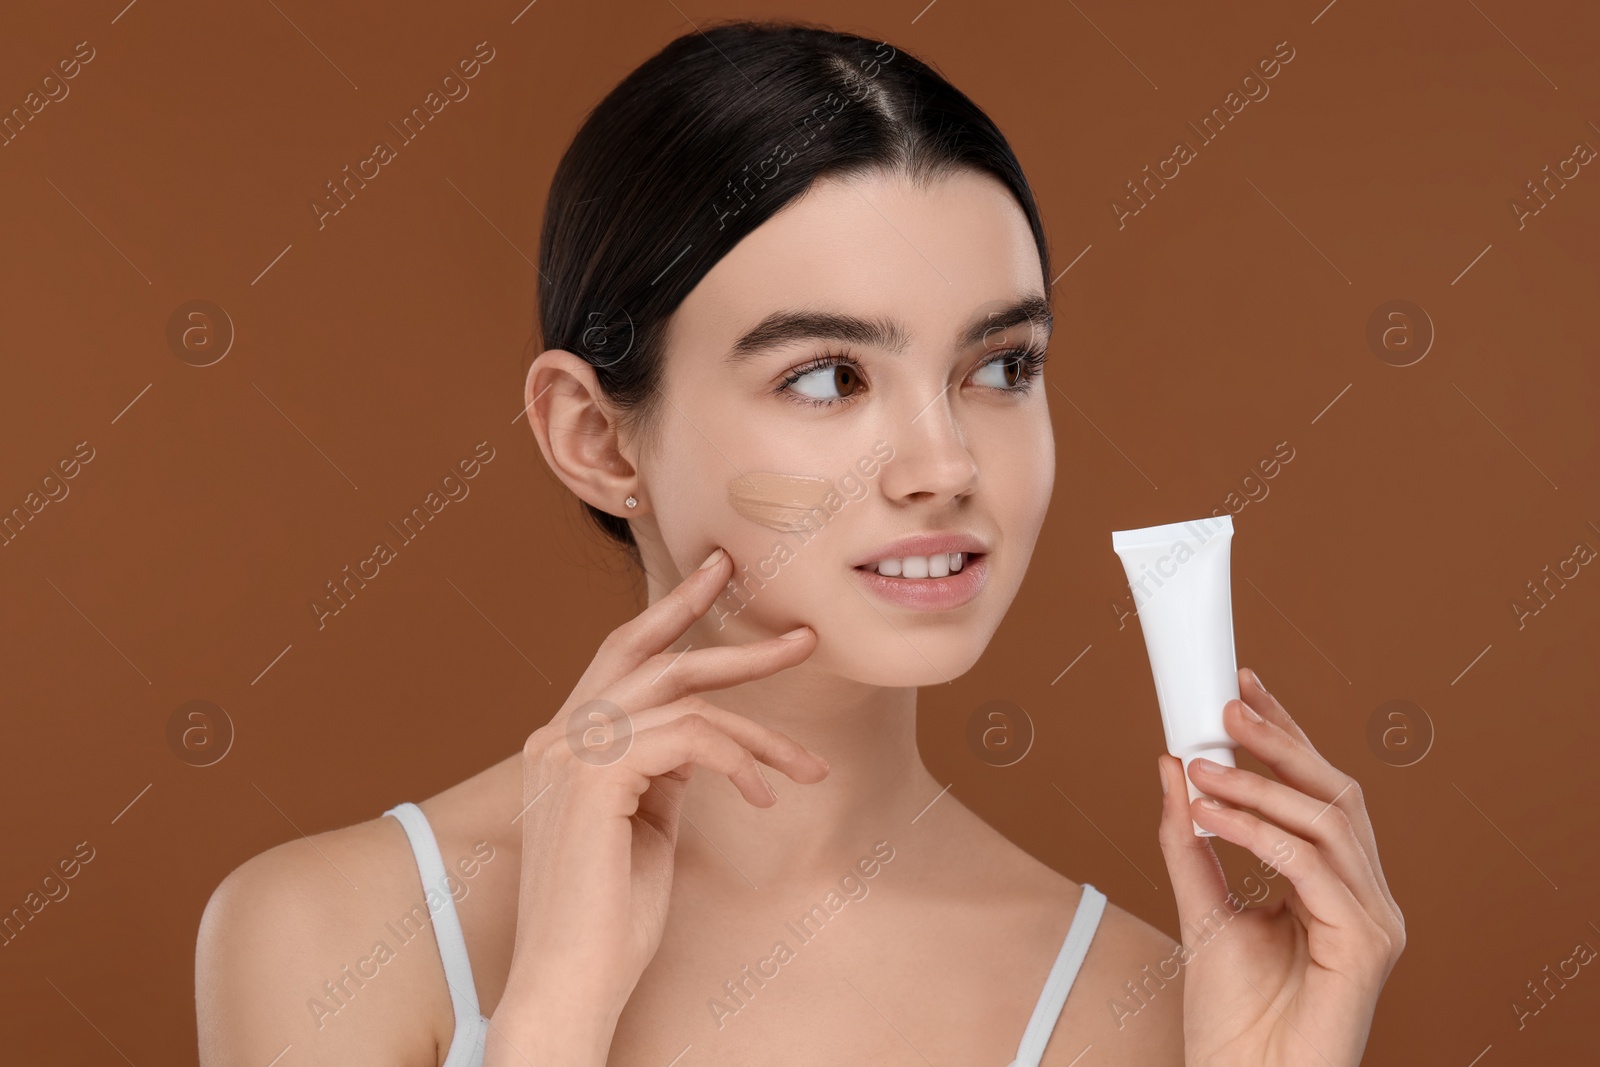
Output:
[196, 811, 450, 1067]
[1043, 896, 1184, 1065]
[937, 800, 1184, 1065]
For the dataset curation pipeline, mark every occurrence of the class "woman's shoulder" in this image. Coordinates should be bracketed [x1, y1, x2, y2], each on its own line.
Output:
[1005, 856, 1186, 1064]
[938, 800, 1186, 1063]
[976, 824, 1184, 977]
[195, 804, 456, 1066]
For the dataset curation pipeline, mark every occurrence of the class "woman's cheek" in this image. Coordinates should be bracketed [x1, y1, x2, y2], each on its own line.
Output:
[713, 529, 826, 617]
[1021, 409, 1055, 514]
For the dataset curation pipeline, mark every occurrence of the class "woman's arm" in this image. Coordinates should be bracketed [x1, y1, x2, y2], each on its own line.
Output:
[480, 548, 828, 1065]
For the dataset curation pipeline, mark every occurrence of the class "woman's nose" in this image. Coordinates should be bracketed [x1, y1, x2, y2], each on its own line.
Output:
[874, 389, 979, 505]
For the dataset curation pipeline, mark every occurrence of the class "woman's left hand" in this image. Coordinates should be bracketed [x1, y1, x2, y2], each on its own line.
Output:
[1155, 667, 1406, 1067]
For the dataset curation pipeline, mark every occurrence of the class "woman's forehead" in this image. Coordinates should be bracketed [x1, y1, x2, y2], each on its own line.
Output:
[674, 170, 1043, 357]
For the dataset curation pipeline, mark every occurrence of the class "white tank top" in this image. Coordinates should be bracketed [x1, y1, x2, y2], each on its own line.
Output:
[385, 801, 1107, 1067]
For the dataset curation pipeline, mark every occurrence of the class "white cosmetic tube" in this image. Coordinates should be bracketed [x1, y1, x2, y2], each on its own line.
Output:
[1111, 514, 1240, 837]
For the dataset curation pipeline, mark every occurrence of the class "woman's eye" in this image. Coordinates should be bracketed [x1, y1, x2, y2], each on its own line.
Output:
[778, 347, 1046, 407]
[784, 360, 864, 403]
[972, 350, 1045, 390]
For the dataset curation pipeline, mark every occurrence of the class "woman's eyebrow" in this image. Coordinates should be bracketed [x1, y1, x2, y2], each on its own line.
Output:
[722, 294, 1052, 363]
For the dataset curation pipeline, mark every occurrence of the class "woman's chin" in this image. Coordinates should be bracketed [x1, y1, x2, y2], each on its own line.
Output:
[809, 640, 986, 689]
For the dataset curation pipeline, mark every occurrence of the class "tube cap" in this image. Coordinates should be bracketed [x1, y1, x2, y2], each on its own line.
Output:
[1181, 746, 1237, 837]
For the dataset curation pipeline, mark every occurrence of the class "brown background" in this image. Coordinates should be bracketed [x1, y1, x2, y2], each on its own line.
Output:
[2, 0, 1596, 1062]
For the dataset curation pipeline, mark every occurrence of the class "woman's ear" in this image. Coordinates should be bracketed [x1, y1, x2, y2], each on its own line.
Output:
[523, 350, 641, 514]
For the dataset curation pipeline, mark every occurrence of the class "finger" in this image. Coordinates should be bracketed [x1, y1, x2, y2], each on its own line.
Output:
[1226, 681, 1402, 922]
[611, 624, 819, 715]
[1233, 674, 1349, 812]
[1237, 667, 1319, 751]
[594, 706, 785, 810]
[1190, 795, 1396, 976]
[582, 547, 742, 692]
[622, 695, 830, 786]
[632, 758, 708, 845]
[1154, 754, 1232, 939]
[1186, 755, 1392, 931]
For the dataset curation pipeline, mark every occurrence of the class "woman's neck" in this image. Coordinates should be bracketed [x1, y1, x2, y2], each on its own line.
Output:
[675, 666, 938, 889]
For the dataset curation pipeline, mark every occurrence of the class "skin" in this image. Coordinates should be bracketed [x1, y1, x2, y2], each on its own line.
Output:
[195, 168, 1401, 1067]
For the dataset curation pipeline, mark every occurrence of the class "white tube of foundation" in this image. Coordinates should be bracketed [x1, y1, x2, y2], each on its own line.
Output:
[1111, 514, 1240, 837]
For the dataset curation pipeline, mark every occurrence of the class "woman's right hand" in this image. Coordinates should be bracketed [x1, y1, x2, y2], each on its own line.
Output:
[484, 547, 830, 1064]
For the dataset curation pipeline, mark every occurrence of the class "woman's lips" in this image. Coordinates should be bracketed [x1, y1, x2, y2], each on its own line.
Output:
[851, 553, 988, 610]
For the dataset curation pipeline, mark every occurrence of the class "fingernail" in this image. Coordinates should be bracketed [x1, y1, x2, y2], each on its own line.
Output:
[699, 548, 726, 570]
[1157, 757, 1168, 796]
[1240, 702, 1263, 723]
[757, 765, 777, 799]
[1192, 757, 1227, 776]
[1199, 797, 1226, 810]
[779, 626, 810, 640]
[1250, 669, 1267, 694]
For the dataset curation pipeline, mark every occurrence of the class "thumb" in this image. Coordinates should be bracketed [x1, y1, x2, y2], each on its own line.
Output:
[1155, 754, 1232, 935]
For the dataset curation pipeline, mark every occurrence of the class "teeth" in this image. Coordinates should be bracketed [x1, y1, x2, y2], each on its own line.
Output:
[865, 552, 968, 578]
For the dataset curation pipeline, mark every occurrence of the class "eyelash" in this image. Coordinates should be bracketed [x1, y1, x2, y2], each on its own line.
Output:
[774, 345, 1051, 408]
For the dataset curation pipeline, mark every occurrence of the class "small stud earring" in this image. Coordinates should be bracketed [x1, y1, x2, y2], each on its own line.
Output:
[624, 495, 638, 509]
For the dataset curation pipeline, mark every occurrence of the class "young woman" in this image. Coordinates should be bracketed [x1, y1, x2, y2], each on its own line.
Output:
[197, 19, 1403, 1067]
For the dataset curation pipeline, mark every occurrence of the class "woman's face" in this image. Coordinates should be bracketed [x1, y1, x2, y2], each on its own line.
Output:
[636, 167, 1055, 687]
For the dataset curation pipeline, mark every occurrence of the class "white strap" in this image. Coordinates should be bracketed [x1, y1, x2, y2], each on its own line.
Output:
[1011, 884, 1107, 1067]
[384, 802, 484, 1065]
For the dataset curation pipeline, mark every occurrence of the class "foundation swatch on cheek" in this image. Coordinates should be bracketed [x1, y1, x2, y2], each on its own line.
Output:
[727, 472, 835, 534]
